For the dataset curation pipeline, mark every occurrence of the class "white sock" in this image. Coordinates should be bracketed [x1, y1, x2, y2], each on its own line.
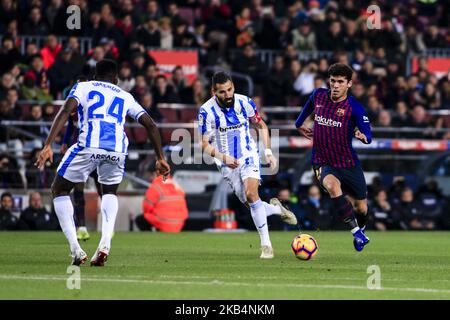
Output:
[99, 194, 119, 251]
[249, 199, 272, 247]
[53, 196, 80, 253]
[262, 201, 281, 216]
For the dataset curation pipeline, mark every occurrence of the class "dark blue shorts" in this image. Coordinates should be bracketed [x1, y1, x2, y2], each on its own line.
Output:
[313, 165, 367, 200]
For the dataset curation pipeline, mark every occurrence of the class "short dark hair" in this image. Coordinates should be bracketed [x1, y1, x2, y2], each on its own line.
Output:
[328, 63, 353, 81]
[1, 192, 12, 201]
[211, 71, 232, 88]
[95, 59, 118, 78]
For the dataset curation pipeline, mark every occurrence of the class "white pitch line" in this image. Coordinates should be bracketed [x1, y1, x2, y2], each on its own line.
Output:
[158, 274, 450, 283]
[0, 274, 450, 295]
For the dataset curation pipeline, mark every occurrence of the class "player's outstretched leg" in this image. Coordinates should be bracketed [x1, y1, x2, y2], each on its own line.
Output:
[245, 178, 273, 259]
[73, 183, 90, 241]
[323, 175, 369, 251]
[91, 184, 119, 266]
[52, 176, 87, 265]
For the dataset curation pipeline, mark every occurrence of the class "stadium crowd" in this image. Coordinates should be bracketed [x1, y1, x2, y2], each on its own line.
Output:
[0, 0, 449, 230]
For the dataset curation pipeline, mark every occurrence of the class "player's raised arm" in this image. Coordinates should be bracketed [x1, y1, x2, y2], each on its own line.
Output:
[35, 97, 78, 170]
[295, 90, 316, 139]
[353, 103, 372, 144]
[138, 113, 171, 177]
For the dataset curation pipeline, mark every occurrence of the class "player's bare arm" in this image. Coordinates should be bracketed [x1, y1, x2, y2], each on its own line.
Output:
[252, 119, 277, 169]
[35, 97, 78, 170]
[138, 113, 171, 177]
[200, 135, 239, 169]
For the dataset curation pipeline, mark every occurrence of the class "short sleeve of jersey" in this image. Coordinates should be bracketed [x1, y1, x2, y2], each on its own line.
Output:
[244, 96, 257, 119]
[67, 82, 84, 105]
[127, 97, 147, 121]
[198, 108, 213, 136]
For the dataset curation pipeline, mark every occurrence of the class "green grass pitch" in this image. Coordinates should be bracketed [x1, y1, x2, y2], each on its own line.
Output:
[1, 231, 450, 299]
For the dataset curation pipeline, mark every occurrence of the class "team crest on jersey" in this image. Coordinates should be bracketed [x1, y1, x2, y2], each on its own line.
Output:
[336, 108, 345, 117]
[315, 104, 323, 108]
[198, 114, 204, 126]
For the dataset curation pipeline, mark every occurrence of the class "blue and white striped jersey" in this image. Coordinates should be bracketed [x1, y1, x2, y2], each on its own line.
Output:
[198, 94, 260, 164]
[67, 80, 146, 154]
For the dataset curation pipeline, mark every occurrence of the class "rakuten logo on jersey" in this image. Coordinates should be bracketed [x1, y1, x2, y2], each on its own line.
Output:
[314, 114, 342, 127]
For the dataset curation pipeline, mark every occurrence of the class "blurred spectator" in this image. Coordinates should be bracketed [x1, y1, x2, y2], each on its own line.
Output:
[145, 0, 162, 21]
[402, 25, 426, 54]
[24, 55, 50, 93]
[0, 0, 18, 32]
[232, 43, 267, 86]
[366, 96, 383, 122]
[173, 21, 195, 48]
[0, 72, 18, 98]
[135, 163, 188, 232]
[4, 88, 21, 118]
[423, 25, 446, 48]
[20, 74, 53, 103]
[20, 191, 58, 230]
[45, 0, 64, 32]
[183, 79, 207, 106]
[392, 101, 413, 127]
[24, 104, 50, 140]
[318, 21, 344, 51]
[299, 185, 333, 231]
[22, 42, 40, 65]
[416, 180, 445, 229]
[170, 66, 188, 97]
[0, 36, 21, 75]
[130, 51, 148, 76]
[370, 189, 395, 230]
[40, 34, 62, 70]
[140, 93, 162, 122]
[415, 83, 441, 110]
[293, 61, 317, 103]
[159, 17, 174, 50]
[117, 62, 136, 92]
[25, 148, 46, 189]
[0, 192, 21, 230]
[167, 2, 183, 29]
[392, 187, 433, 230]
[83, 46, 105, 78]
[291, 20, 316, 51]
[235, 6, 255, 48]
[130, 74, 149, 102]
[134, 17, 161, 48]
[0, 153, 24, 188]
[66, 36, 86, 67]
[22, 6, 49, 36]
[376, 110, 392, 127]
[192, 20, 211, 65]
[152, 75, 180, 105]
[263, 55, 291, 106]
[48, 47, 81, 98]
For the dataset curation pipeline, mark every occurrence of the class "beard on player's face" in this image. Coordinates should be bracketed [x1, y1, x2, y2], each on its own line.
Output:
[217, 95, 234, 108]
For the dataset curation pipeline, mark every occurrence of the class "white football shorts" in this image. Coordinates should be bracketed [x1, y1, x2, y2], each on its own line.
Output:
[57, 144, 126, 185]
[219, 153, 261, 204]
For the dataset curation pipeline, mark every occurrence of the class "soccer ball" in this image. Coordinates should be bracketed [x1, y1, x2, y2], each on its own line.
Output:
[291, 234, 318, 260]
